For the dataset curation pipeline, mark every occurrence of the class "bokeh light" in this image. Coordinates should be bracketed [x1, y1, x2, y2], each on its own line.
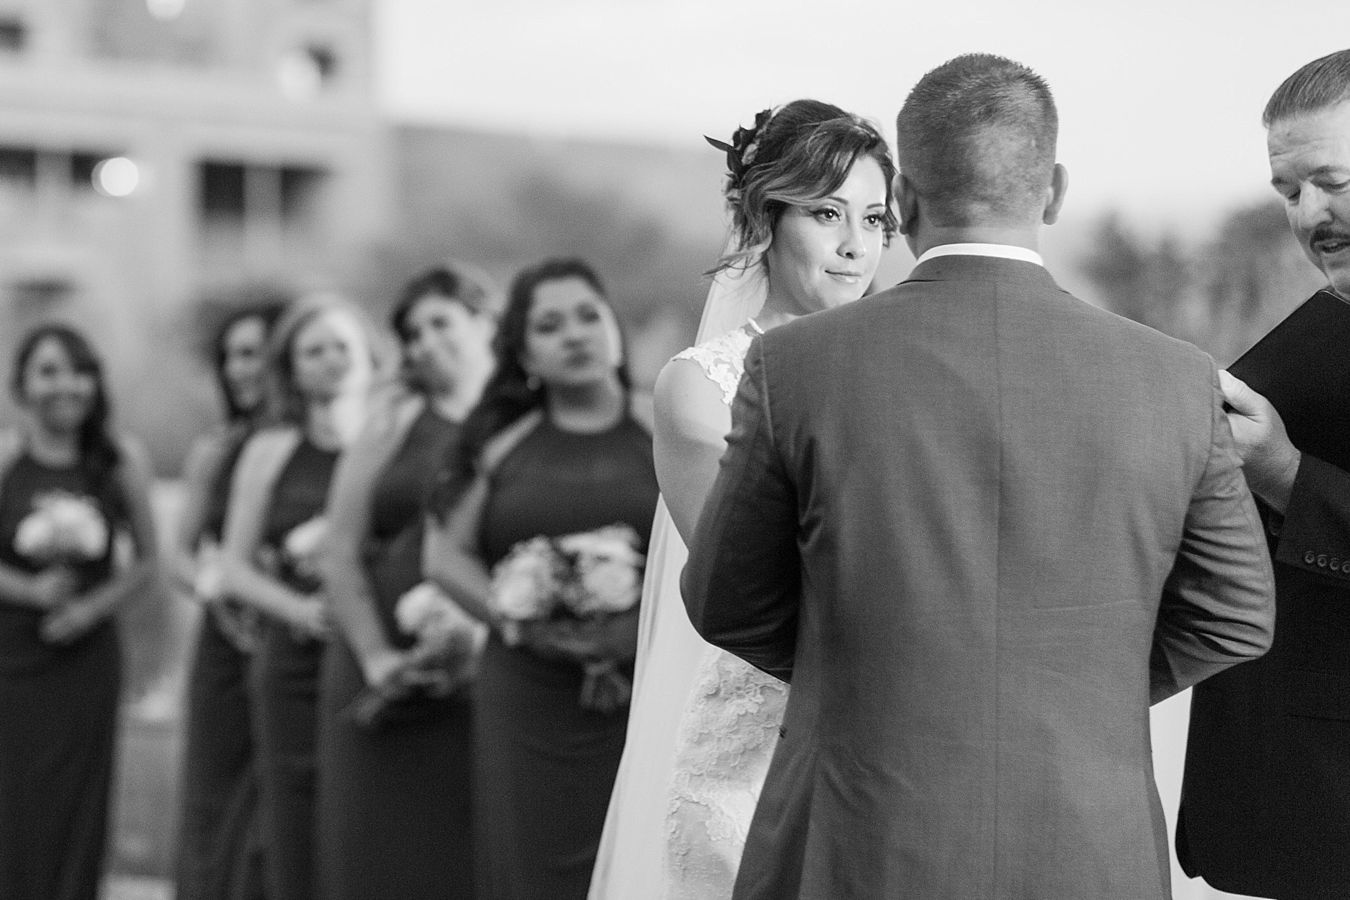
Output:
[92, 157, 140, 198]
[145, 0, 185, 21]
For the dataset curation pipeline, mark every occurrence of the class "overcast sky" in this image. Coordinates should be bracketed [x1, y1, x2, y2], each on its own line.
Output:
[373, 0, 1350, 231]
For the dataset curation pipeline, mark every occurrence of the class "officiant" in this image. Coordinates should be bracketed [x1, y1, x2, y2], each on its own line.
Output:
[1177, 48, 1350, 900]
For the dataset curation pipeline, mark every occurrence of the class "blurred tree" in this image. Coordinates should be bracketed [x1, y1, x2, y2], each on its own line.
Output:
[363, 170, 712, 321]
[1080, 212, 1197, 341]
[1195, 200, 1322, 365]
[1080, 202, 1325, 365]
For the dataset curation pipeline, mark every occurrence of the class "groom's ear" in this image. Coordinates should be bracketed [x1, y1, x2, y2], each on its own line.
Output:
[1042, 163, 1069, 225]
[895, 172, 919, 236]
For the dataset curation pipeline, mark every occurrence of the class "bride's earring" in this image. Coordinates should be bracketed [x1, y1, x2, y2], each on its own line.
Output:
[526, 373, 541, 391]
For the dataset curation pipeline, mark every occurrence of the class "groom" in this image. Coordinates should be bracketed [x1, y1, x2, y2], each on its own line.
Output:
[683, 53, 1277, 898]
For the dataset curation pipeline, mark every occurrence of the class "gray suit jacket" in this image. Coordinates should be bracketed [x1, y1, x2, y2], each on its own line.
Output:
[682, 255, 1276, 899]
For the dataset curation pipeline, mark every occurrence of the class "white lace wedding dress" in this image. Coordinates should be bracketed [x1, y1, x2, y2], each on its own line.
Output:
[590, 262, 774, 900]
[662, 325, 789, 898]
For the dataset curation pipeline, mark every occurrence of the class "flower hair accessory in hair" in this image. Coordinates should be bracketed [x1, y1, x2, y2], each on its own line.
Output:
[704, 106, 776, 200]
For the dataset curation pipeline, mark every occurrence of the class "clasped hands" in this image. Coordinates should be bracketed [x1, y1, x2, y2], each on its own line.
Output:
[362, 628, 482, 700]
[27, 566, 98, 645]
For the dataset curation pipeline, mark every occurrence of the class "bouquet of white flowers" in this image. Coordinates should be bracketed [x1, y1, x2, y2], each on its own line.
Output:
[192, 539, 262, 654]
[14, 491, 109, 566]
[487, 536, 561, 641]
[554, 525, 646, 617]
[488, 524, 644, 712]
[251, 516, 329, 642]
[282, 516, 328, 584]
[395, 581, 487, 652]
[347, 581, 487, 731]
[489, 524, 644, 638]
[192, 539, 226, 603]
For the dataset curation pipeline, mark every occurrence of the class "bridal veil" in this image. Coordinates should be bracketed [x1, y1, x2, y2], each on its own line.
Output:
[588, 255, 765, 899]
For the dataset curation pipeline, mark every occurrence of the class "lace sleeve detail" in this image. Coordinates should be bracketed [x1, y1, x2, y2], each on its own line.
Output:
[671, 326, 755, 407]
[665, 646, 788, 897]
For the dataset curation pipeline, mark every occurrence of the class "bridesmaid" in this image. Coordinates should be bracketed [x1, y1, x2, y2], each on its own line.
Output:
[219, 294, 381, 900]
[174, 302, 282, 900]
[424, 258, 659, 900]
[0, 324, 159, 900]
[315, 263, 496, 899]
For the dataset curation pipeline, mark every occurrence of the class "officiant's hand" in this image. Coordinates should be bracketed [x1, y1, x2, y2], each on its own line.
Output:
[1219, 370, 1301, 513]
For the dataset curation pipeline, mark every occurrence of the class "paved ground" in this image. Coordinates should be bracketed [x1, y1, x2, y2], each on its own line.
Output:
[104, 875, 172, 900]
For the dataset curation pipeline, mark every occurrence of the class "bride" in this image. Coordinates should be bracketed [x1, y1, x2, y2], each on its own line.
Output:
[590, 99, 896, 899]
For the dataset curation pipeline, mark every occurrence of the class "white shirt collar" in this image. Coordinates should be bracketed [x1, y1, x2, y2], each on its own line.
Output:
[914, 242, 1044, 267]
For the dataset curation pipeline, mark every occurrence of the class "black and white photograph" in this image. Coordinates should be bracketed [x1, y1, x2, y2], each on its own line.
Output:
[1, 2, 1348, 898]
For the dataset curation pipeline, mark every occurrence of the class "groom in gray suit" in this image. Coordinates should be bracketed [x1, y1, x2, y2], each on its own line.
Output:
[683, 53, 1277, 899]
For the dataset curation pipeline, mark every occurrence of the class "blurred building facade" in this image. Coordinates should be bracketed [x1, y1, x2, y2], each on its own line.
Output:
[0, 0, 391, 463]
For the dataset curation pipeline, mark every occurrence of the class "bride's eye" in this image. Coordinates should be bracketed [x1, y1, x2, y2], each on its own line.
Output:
[811, 207, 841, 223]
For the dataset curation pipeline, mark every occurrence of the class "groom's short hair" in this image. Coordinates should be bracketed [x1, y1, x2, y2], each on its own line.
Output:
[1263, 49, 1350, 127]
[896, 53, 1057, 227]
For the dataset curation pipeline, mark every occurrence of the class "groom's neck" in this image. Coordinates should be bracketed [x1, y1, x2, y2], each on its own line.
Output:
[909, 222, 1042, 258]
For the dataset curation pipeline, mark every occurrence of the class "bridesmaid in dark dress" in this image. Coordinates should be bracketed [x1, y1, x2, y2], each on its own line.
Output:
[0, 324, 159, 900]
[425, 258, 659, 900]
[315, 264, 496, 900]
[174, 302, 283, 900]
[219, 295, 380, 900]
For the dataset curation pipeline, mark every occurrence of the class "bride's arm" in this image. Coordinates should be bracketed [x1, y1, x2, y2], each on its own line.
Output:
[653, 358, 733, 544]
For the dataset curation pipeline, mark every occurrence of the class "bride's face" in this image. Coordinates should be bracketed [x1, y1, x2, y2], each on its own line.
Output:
[765, 155, 888, 314]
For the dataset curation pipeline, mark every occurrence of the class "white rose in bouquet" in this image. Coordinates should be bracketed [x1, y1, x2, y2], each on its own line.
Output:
[13, 510, 55, 558]
[282, 516, 328, 578]
[553, 524, 640, 563]
[489, 536, 561, 644]
[556, 524, 644, 617]
[395, 581, 488, 672]
[396, 582, 481, 644]
[571, 556, 643, 616]
[489, 537, 559, 621]
[51, 495, 109, 559]
[193, 540, 226, 602]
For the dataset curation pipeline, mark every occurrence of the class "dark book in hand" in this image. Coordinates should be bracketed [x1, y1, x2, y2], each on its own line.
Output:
[1227, 289, 1350, 474]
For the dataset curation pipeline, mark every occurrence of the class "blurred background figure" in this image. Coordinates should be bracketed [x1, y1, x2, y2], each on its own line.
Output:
[218, 295, 380, 900]
[315, 263, 496, 900]
[0, 324, 160, 900]
[424, 258, 658, 900]
[173, 302, 285, 900]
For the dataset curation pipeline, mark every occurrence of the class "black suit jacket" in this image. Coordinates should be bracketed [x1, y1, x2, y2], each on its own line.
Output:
[1179, 453, 1350, 899]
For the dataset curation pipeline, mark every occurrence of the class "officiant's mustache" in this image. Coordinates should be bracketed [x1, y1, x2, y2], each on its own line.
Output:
[1310, 225, 1350, 247]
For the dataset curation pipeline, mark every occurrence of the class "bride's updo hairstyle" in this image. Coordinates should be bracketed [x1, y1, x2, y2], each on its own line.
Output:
[707, 99, 898, 274]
